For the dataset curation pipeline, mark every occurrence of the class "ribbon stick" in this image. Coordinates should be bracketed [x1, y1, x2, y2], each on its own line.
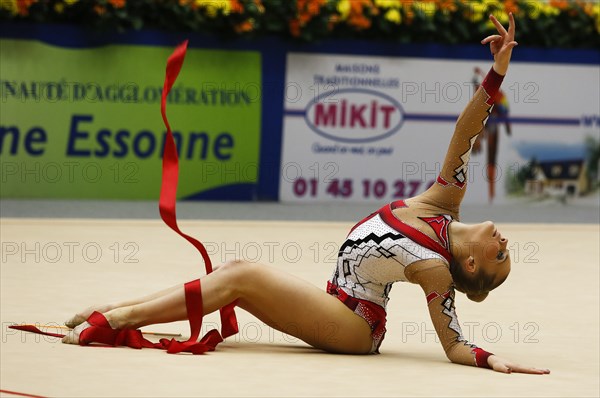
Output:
[10, 324, 181, 337]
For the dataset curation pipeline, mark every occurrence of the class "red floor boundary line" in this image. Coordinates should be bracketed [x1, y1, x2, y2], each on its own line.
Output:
[0, 389, 47, 398]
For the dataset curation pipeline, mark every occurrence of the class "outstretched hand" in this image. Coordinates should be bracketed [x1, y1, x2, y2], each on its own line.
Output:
[481, 13, 518, 76]
[488, 355, 551, 375]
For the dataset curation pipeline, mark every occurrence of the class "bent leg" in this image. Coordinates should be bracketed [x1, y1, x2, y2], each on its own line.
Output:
[215, 261, 374, 354]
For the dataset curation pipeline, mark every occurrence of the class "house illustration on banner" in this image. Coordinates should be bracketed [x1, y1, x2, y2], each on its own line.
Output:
[513, 141, 592, 199]
[525, 159, 589, 198]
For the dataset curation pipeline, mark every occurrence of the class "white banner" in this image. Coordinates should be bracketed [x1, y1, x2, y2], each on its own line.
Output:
[280, 52, 599, 204]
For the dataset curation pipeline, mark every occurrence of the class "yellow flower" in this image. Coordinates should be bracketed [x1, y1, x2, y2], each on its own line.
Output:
[467, 2, 486, 22]
[414, 1, 436, 17]
[529, 2, 559, 18]
[593, 3, 600, 33]
[496, 11, 508, 24]
[542, 4, 560, 16]
[384, 8, 401, 23]
[194, 0, 231, 17]
[0, 0, 18, 15]
[64, 0, 79, 5]
[375, 0, 400, 9]
[482, 0, 500, 8]
[337, 0, 350, 20]
[54, 2, 64, 13]
[592, 2, 600, 17]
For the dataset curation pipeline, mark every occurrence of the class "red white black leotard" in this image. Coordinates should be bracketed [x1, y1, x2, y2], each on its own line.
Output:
[331, 200, 453, 309]
[327, 67, 505, 367]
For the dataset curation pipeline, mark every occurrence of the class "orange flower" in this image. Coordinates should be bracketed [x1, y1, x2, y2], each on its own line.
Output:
[435, 0, 456, 13]
[234, 20, 254, 33]
[289, 18, 301, 37]
[402, 1, 415, 24]
[230, 0, 244, 14]
[108, 0, 126, 8]
[328, 14, 339, 30]
[290, 0, 328, 36]
[307, 1, 321, 16]
[345, 0, 377, 30]
[16, 0, 37, 16]
[349, 13, 372, 29]
[549, 0, 569, 10]
[576, 0, 594, 16]
[504, 0, 518, 15]
[253, 0, 265, 13]
[94, 4, 106, 15]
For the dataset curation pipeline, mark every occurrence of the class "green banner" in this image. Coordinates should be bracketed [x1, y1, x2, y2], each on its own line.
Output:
[0, 39, 261, 199]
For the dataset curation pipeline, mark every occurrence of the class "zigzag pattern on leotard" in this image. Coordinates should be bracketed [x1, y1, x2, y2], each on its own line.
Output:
[337, 238, 421, 302]
[338, 231, 405, 254]
[450, 92, 494, 187]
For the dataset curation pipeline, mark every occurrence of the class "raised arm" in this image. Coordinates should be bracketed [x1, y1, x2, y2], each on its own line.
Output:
[420, 14, 518, 212]
[407, 261, 550, 374]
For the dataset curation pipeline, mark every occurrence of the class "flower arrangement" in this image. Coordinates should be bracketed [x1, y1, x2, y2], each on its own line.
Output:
[1, 0, 598, 48]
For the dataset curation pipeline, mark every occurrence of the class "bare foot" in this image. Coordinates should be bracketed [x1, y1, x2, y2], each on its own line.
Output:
[62, 311, 122, 345]
[62, 321, 90, 345]
[64, 304, 114, 328]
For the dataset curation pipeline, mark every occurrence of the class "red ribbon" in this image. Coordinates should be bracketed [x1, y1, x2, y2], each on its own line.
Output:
[158, 40, 238, 342]
[9, 41, 238, 354]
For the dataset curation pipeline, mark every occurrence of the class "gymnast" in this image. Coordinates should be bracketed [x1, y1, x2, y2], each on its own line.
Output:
[63, 14, 550, 375]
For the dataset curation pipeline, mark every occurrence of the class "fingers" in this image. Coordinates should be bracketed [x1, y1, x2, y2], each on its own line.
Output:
[481, 35, 501, 45]
[498, 363, 551, 375]
[489, 14, 507, 36]
[488, 13, 515, 40]
[508, 12, 516, 38]
[514, 367, 551, 375]
[512, 364, 551, 375]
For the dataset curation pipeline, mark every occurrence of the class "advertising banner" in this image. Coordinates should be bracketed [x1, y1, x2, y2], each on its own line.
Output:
[280, 52, 599, 204]
[1, 39, 261, 199]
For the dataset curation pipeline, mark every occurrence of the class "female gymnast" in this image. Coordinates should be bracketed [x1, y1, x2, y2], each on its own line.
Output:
[63, 14, 550, 375]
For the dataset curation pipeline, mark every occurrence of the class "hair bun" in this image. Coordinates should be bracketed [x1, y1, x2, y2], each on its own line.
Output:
[467, 292, 489, 302]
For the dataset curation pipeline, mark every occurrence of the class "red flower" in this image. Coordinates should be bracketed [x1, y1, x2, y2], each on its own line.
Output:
[108, 0, 126, 9]
[16, 0, 37, 16]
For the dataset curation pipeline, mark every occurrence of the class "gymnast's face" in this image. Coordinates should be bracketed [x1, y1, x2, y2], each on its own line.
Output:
[469, 221, 511, 290]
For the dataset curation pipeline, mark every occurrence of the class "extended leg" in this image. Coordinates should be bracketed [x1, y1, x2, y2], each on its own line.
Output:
[65, 265, 226, 328]
[64, 261, 373, 354]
